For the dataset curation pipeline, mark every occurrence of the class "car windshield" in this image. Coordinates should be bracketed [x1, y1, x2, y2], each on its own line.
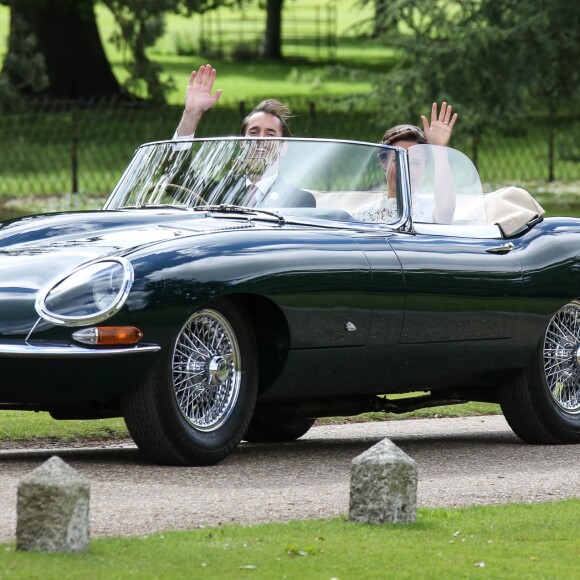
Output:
[104, 137, 487, 226]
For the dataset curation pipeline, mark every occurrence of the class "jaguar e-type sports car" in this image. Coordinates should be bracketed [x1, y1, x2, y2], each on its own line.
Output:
[1, 137, 579, 465]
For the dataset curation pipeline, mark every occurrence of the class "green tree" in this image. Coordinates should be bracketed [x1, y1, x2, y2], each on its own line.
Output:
[511, 1, 580, 178]
[366, 0, 580, 163]
[0, 0, 230, 103]
[359, 0, 389, 37]
[0, 3, 49, 106]
[3, 0, 125, 100]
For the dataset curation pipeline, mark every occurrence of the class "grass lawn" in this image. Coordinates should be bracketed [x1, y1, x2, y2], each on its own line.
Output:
[0, 411, 129, 443]
[156, 56, 375, 104]
[1, 500, 578, 578]
[92, 2, 380, 104]
[0, 398, 501, 445]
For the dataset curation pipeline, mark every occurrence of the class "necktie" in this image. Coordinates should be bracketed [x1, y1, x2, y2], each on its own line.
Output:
[247, 183, 259, 207]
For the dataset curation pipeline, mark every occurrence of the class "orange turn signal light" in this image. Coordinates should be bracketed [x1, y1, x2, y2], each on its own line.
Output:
[72, 326, 144, 346]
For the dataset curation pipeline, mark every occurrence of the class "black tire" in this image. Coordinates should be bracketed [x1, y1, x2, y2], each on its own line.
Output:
[121, 299, 258, 465]
[243, 416, 316, 443]
[500, 300, 580, 444]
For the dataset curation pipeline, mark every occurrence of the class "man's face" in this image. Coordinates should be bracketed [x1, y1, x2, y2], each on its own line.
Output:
[243, 112, 284, 137]
[240, 112, 286, 171]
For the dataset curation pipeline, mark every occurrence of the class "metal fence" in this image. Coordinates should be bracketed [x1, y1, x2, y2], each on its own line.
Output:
[190, 2, 338, 61]
[1, 97, 579, 201]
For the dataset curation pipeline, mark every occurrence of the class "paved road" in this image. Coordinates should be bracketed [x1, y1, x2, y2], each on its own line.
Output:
[1, 415, 579, 542]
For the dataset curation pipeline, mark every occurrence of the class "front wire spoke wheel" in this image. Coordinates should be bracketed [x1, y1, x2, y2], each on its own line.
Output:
[173, 309, 242, 431]
[121, 298, 257, 465]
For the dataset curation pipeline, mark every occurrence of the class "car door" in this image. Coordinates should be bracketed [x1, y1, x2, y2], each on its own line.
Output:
[387, 223, 524, 386]
[259, 230, 406, 400]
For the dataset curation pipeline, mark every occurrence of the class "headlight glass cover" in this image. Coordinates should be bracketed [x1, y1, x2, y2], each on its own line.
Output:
[35, 258, 134, 326]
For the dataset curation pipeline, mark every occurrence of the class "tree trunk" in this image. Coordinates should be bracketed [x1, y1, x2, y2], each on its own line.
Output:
[261, 0, 284, 60]
[6, 0, 125, 99]
[372, 0, 389, 37]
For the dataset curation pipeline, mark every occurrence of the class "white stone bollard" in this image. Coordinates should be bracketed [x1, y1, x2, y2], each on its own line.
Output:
[16, 456, 90, 552]
[349, 438, 417, 524]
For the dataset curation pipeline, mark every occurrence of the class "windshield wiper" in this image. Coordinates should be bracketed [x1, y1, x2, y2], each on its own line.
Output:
[123, 203, 190, 211]
[192, 204, 285, 225]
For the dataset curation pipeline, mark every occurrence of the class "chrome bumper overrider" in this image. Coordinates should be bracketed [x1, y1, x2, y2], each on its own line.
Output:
[0, 340, 161, 358]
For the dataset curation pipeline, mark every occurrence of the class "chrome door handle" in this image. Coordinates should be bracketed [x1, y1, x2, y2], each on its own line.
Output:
[485, 242, 514, 255]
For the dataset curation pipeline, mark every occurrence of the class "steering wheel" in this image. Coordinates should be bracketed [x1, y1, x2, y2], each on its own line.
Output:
[160, 183, 208, 207]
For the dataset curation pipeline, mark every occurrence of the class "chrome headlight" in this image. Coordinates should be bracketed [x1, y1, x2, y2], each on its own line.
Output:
[35, 258, 134, 326]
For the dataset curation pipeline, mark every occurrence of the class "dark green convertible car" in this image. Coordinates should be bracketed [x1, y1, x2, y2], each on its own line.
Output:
[1, 137, 578, 465]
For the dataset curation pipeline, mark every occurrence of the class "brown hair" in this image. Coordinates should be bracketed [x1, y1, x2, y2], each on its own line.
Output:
[240, 99, 293, 137]
[380, 124, 427, 146]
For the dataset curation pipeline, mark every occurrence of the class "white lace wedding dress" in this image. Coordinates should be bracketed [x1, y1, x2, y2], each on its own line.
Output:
[352, 194, 435, 224]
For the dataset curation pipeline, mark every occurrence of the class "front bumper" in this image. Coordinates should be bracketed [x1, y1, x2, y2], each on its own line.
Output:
[0, 339, 161, 358]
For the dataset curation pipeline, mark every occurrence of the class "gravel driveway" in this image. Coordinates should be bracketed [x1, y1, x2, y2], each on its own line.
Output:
[1, 414, 579, 542]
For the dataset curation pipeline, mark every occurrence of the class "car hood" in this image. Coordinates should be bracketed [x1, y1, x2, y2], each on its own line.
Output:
[0, 209, 257, 336]
[0, 209, 258, 254]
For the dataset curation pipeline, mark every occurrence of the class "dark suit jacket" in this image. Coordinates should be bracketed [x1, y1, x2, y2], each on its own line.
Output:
[259, 177, 316, 208]
[197, 173, 316, 208]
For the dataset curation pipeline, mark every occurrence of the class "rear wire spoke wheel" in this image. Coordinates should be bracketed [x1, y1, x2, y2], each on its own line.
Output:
[500, 300, 580, 444]
[543, 303, 580, 414]
[122, 299, 257, 465]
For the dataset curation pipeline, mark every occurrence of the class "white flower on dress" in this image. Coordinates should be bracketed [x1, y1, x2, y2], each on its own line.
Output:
[352, 194, 436, 223]
[352, 196, 398, 223]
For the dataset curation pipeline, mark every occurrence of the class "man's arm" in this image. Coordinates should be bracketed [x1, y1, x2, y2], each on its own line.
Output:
[174, 64, 223, 138]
